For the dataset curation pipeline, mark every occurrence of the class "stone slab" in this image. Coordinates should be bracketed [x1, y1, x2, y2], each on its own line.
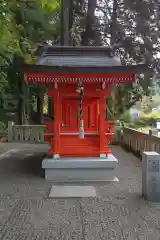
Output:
[42, 154, 118, 169]
[44, 168, 119, 182]
[49, 185, 96, 198]
[42, 155, 118, 182]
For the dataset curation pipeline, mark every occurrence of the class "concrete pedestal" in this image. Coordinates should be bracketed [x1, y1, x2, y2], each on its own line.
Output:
[142, 152, 160, 202]
[42, 154, 118, 182]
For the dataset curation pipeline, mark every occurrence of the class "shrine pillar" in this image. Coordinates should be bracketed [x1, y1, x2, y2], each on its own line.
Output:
[52, 86, 60, 158]
[99, 89, 108, 157]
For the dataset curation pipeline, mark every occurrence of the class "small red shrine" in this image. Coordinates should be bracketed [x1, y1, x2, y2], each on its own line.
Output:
[23, 46, 147, 159]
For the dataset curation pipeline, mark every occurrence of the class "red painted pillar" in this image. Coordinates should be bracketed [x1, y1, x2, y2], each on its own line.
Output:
[99, 90, 108, 157]
[105, 96, 112, 154]
[52, 88, 60, 158]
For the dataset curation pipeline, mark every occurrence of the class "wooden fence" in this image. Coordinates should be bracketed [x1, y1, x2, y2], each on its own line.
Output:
[121, 127, 160, 157]
[8, 122, 45, 143]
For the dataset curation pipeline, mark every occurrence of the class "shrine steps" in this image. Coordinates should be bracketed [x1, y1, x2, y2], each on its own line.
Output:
[42, 154, 119, 182]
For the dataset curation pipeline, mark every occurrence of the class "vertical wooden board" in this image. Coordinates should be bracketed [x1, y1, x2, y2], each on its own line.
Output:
[19, 127, 23, 141]
[70, 104, 78, 129]
[82, 104, 87, 128]
[66, 104, 71, 128]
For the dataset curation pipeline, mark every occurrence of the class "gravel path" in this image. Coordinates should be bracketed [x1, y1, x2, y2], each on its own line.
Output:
[0, 143, 160, 240]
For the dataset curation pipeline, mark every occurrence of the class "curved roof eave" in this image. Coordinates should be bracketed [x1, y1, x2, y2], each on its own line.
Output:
[36, 55, 122, 67]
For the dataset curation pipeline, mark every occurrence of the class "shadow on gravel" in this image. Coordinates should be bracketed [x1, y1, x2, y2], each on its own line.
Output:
[0, 147, 48, 177]
[21, 152, 46, 177]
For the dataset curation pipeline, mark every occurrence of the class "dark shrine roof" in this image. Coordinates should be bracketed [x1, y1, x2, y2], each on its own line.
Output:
[36, 45, 121, 67]
[36, 45, 114, 57]
[23, 45, 149, 85]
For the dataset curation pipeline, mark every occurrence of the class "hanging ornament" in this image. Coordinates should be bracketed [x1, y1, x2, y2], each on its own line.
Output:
[76, 81, 84, 139]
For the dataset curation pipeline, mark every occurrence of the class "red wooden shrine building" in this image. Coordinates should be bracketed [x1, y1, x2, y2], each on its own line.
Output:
[23, 46, 147, 158]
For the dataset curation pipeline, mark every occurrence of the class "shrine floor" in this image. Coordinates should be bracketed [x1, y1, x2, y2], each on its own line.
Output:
[0, 143, 160, 240]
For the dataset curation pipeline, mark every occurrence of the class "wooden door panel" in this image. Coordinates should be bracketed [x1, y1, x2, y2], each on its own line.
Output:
[68, 103, 78, 129]
[61, 98, 99, 132]
[62, 100, 78, 130]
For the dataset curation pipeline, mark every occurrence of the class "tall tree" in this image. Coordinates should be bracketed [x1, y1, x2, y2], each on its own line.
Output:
[1, 0, 159, 120]
[0, 0, 60, 123]
[65, 0, 159, 117]
[81, 0, 100, 45]
[96, 0, 159, 117]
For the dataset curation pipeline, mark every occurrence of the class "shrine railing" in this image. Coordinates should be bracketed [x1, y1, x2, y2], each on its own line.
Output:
[120, 127, 160, 157]
[8, 122, 45, 143]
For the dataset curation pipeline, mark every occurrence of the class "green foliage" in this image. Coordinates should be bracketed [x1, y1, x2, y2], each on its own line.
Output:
[123, 111, 160, 132]
[43, 92, 48, 114]
[0, 0, 159, 124]
[0, 121, 6, 133]
[117, 92, 160, 130]
[0, 0, 60, 93]
[118, 111, 131, 123]
[140, 112, 160, 122]
[135, 95, 160, 113]
[0, 107, 16, 125]
[96, 0, 160, 116]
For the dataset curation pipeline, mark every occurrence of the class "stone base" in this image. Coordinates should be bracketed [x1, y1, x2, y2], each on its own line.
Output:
[49, 186, 97, 198]
[42, 154, 119, 182]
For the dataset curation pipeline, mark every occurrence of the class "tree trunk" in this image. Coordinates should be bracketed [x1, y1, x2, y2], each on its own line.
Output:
[69, 0, 74, 45]
[60, 0, 70, 45]
[37, 86, 45, 124]
[110, 0, 118, 118]
[23, 83, 30, 124]
[110, 0, 118, 47]
[81, 0, 97, 45]
[17, 75, 24, 125]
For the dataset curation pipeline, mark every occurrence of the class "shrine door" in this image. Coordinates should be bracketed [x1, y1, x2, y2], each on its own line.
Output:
[60, 98, 100, 157]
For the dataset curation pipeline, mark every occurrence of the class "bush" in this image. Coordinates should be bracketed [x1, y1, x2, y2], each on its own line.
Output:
[115, 107, 160, 133]
[118, 111, 131, 123]
[141, 112, 160, 121]
[124, 111, 160, 131]
[0, 121, 6, 133]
